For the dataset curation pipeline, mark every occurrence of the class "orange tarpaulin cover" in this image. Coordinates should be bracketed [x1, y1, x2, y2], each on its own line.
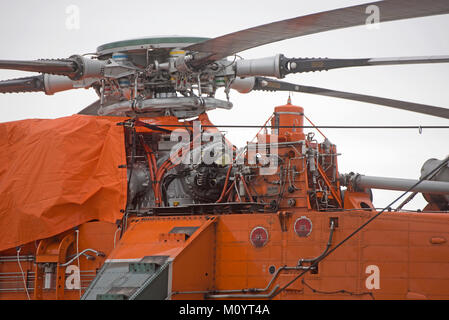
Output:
[0, 114, 127, 252]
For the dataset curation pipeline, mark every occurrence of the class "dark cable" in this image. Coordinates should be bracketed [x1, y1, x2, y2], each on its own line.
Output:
[121, 124, 137, 237]
[122, 124, 449, 129]
[301, 279, 374, 299]
[271, 155, 449, 299]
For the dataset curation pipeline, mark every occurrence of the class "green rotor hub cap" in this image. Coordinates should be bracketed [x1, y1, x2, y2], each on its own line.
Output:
[96, 36, 210, 56]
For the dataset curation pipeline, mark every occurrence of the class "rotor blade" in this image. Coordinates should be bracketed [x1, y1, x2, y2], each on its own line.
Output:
[253, 77, 449, 119]
[234, 54, 449, 78]
[0, 59, 78, 77]
[0, 75, 45, 94]
[186, 0, 449, 64]
[78, 99, 102, 115]
[282, 55, 449, 75]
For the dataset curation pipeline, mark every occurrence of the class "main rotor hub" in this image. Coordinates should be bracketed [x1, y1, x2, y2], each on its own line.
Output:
[96, 36, 210, 57]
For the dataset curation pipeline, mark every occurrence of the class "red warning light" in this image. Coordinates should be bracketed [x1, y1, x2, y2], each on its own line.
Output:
[294, 216, 312, 237]
[250, 226, 269, 248]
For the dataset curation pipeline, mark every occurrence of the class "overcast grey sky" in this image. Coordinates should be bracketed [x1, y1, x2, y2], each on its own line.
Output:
[0, 0, 448, 209]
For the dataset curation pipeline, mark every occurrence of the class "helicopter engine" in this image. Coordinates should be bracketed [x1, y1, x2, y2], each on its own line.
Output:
[123, 119, 234, 211]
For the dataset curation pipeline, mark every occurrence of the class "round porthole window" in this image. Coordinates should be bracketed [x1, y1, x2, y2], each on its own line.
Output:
[294, 216, 313, 237]
[250, 226, 269, 248]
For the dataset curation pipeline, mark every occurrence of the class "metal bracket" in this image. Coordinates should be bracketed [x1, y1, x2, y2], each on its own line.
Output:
[34, 232, 75, 300]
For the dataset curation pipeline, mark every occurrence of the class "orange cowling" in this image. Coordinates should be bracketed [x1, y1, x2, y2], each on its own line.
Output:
[271, 103, 305, 141]
[0, 114, 128, 252]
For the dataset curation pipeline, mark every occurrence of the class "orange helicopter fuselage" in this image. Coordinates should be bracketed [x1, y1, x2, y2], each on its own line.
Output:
[1, 103, 448, 300]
